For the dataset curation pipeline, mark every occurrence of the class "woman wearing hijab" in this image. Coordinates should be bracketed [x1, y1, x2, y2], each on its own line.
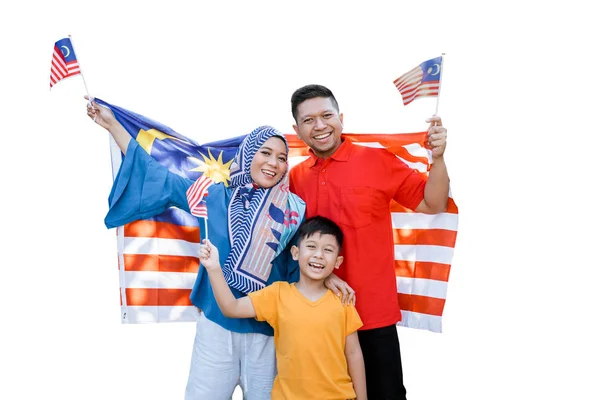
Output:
[87, 101, 305, 400]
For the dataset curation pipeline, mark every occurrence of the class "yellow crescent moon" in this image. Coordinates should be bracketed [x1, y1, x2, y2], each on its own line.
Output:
[61, 45, 70, 58]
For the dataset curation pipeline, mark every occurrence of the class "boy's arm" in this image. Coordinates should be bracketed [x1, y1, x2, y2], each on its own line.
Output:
[345, 332, 367, 400]
[200, 240, 256, 319]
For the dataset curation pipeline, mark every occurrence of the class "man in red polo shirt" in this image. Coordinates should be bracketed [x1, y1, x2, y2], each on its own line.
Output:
[288, 84, 450, 400]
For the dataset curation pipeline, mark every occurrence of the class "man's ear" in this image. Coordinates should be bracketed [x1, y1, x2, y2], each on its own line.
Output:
[334, 255, 344, 269]
[292, 124, 299, 136]
[339, 113, 344, 127]
[290, 245, 299, 260]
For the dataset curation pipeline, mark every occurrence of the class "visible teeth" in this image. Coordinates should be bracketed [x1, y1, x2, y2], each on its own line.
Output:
[262, 170, 275, 177]
[309, 263, 324, 269]
[314, 133, 330, 140]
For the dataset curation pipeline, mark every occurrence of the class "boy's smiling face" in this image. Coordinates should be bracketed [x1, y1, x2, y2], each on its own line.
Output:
[292, 232, 344, 281]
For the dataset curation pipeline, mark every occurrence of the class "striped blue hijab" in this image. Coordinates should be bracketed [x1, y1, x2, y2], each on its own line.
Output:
[223, 126, 294, 293]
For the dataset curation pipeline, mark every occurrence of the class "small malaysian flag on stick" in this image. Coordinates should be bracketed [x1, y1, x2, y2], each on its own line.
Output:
[186, 175, 212, 218]
[185, 174, 213, 239]
[186, 174, 213, 238]
[50, 36, 92, 98]
[393, 56, 443, 107]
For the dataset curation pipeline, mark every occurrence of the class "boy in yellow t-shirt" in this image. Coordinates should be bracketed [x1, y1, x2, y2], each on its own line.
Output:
[199, 215, 367, 400]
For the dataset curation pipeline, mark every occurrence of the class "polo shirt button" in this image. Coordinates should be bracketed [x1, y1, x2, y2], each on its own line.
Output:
[321, 169, 326, 172]
[321, 181, 326, 185]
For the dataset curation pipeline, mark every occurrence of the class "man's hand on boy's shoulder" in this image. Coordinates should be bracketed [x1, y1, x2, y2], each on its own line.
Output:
[199, 239, 221, 271]
[325, 274, 356, 305]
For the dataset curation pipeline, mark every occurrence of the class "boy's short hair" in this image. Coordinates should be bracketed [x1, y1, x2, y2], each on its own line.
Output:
[297, 216, 343, 249]
[291, 84, 340, 122]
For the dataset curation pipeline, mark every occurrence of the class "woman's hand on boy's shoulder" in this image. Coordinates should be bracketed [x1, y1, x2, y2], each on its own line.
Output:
[324, 273, 356, 305]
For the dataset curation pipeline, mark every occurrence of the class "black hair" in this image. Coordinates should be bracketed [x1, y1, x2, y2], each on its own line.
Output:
[291, 84, 340, 123]
[297, 215, 343, 249]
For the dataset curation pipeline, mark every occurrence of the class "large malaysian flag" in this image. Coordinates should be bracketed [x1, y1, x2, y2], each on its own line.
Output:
[92, 98, 458, 333]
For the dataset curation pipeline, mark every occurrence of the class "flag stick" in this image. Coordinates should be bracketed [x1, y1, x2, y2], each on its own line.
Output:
[204, 217, 209, 241]
[67, 34, 92, 102]
[430, 53, 446, 165]
[433, 53, 445, 116]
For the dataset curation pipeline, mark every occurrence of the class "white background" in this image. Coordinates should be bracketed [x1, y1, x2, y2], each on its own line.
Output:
[1, 1, 598, 399]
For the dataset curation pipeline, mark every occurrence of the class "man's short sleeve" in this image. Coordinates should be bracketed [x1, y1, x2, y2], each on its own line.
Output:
[390, 154, 427, 211]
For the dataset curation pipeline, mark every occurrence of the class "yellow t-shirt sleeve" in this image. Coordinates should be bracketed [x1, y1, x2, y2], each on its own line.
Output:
[345, 304, 363, 336]
[248, 282, 281, 327]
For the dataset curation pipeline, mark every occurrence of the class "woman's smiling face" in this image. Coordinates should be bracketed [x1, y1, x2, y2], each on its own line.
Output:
[249, 136, 288, 188]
